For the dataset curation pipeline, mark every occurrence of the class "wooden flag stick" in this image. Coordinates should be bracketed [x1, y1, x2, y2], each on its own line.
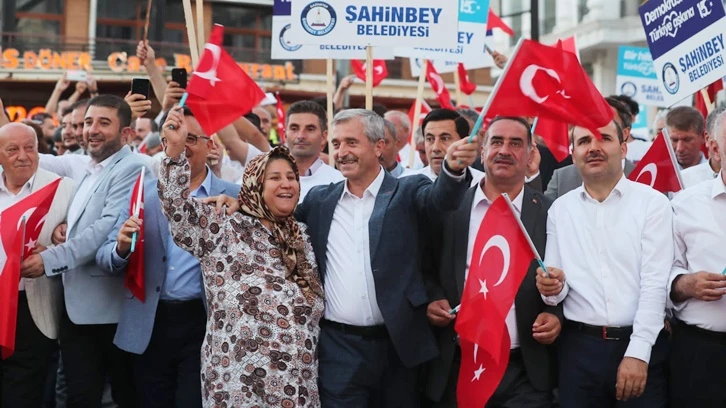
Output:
[143, 0, 153, 42]
[453, 67, 463, 108]
[196, 0, 205, 57]
[326, 58, 335, 166]
[408, 59, 428, 169]
[700, 88, 715, 114]
[365, 46, 373, 110]
[182, 0, 200, 66]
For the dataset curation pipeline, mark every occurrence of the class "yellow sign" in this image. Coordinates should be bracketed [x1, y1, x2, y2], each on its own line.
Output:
[1, 47, 297, 82]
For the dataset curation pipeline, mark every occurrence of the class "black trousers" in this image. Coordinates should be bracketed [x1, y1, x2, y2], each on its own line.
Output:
[134, 299, 206, 408]
[670, 320, 726, 408]
[318, 322, 419, 408]
[431, 347, 553, 408]
[58, 311, 137, 408]
[558, 326, 669, 408]
[0, 292, 56, 408]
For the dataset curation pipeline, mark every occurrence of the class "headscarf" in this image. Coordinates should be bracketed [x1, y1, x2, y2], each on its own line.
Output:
[237, 145, 324, 304]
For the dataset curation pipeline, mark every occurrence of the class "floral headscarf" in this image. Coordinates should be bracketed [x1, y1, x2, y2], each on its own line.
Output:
[237, 145, 323, 304]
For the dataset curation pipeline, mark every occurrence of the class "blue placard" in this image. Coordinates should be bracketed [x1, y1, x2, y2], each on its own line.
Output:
[617, 46, 658, 79]
[639, 0, 726, 60]
[274, 0, 292, 16]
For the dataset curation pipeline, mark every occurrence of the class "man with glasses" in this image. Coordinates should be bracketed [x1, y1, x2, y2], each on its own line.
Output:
[97, 105, 240, 408]
[285, 100, 344, 202]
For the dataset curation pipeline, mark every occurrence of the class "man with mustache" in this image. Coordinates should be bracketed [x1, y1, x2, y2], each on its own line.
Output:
[536, 119, 672, 407]
[401, 109, 484, 186]
[425, 116, 562, 407]
[666, 106, 707, 170]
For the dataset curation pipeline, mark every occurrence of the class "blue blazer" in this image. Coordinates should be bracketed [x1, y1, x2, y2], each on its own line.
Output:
[96, 173, 240, 355]
[295, 168, 472, 367]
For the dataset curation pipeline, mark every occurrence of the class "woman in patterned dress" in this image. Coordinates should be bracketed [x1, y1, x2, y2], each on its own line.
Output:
[158, 107, 325, 408]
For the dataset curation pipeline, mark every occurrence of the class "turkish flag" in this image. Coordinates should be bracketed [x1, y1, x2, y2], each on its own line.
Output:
[186, 24, 266, 136]
[455, 196, 536, 407]
[351, 60, 388, 87]
[695, 79, 724, 120]
[487, 8, 514, 36]
[125, 168, 146, 302]
[534, 117, 570, 161]
[275, 92, 286, 144]
[457, 63, 477, 95]
[628, 132, 682, 193]
[407, 99, 432, 143]
[484, 39, 612, 150]
[0, 177, 62, 358]
[426, 61, 455, 109]
[557, 36, 580, 61]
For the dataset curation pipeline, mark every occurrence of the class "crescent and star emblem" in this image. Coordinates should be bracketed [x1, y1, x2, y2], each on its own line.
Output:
[636, 163, 658, 188]
[431, 73, 445, 94]
[193, 43, 222, 87]
[475, 234, 512, 301]
[361, 63, 384, 76]
[519, 64, 571, 104]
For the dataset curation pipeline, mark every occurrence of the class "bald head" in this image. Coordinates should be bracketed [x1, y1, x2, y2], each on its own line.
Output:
[713, 110, 726, 163]
[384, 110, 411, 149]
[0, 123, 40, 185]
[252, 107, 272, 137]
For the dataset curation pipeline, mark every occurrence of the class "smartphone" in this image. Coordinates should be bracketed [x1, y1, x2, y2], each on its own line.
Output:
[131, 78, 150, 99]
[171, 68, 187, 88]
[66, 70, 88, 82]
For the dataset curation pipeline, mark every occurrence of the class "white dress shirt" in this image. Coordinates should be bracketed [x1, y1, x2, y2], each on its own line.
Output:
[66, 151, 121, 234]
[398, 144, 424, 170]
[543, 176, 672, 363]
[0, 172, 36, 291]
[466, 184, 524, 349]
[680, 160, 719, 189]
[39, 153, 91, 183]
[669, 174, 726, 332]
[299, 158, 344, 203]
[324, 166, 386, 326]
[401, 165, 485, 187]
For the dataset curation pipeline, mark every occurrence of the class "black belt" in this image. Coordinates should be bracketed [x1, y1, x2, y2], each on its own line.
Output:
[158, 298, 204, 312]
[566, 320, 633, 341]
[321, 319, 388, 339]
[674, 319, 726, 342]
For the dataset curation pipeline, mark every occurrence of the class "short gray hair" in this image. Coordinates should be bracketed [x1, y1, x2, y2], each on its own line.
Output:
[332, 109, 385, 144]
[706, 106, 726, 140]
[713, 109, 726, 152]
[383, 119, 397, 142]
[383, 110, 411, 132]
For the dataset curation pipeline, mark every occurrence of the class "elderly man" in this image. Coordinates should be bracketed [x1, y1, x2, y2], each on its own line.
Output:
[668, 109, 726, 408]
[0, 123, 75, 407]
[667, 106, 707, 170]
[537, 120, 672, 407]
[681, 107, 725, 188]
[384, 109, 425, 169]
[252, 106, 272, 139]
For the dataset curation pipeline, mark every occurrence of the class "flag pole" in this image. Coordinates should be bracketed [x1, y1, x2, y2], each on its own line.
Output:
[661, 128, 685, 190]
[453, 67, 463, 108]
[196, 0, 205, 57]
[700, 88, 714, 114]
[19, 217, 27, 263]
[182, 0, 200, 66]
[501, 192, 549, 277]
[130, 167, 145, 253]
[468, 38, 526, 143]
[326, 58, 335, 166]
[365, 46, 373, 110]
[409, 59, 428, 169]
[143, 0, 153, 42]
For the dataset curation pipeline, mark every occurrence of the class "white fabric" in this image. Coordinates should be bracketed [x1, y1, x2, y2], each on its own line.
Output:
[299, 159, 344, 203]
[38, 153, 91, 182]
[542, 176, 672, 363]
[66, 151, 121, 234]
[324, 167, 386, 326]
[0, 172, 36, 291]
[398, 144, 424, 169]
[669, 174, 726, 331]
[466, 184, 524, 349]
[233, 145, 266, 184]
[625, 139, 652, 162]
[680, 160, 719, 189]
[401, 165, 484, 187]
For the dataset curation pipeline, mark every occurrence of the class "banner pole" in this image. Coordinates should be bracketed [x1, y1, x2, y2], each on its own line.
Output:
[182, 0, 200, 66]
[365, 46, 373, 110]
[453, 68, 463, 108]
[327, 59, 335, 166]
[196, 0, 205, 57]
[408, 59, 428, 169]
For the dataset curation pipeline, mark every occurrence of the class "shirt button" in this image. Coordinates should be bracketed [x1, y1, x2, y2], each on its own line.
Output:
[155, 286, 161, 293]
[170, 267, 175, 271]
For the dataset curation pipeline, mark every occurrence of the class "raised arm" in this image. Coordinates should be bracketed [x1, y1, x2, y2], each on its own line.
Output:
[138, 41, 168, 107]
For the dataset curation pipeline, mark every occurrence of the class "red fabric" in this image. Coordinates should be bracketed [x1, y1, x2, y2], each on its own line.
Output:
[628, 132, 682, 193]
[426, 61, 455, 109]
[454, 196, 536, 407]
[457, 63, 477, 95]
[484, 39, 612, 156]
[125, 168, 146, 302]
[535, 117, 570, 162]
[0, 177, 61, 359]
[695, 79, 724, 158]
[487, 8, 514, 36]
[557, 36, 580, 61]
[407, 100, 432, 143]
[351, 60, 388, 87]
[275, 92, 286, 144]
[186, 24, 266, 136]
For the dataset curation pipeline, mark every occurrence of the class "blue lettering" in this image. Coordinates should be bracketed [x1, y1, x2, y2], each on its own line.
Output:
[430, 8, 442, 24]
[458, 31, 474, 44]
[345, 6, 357, 23]
[406, 8, 417, 23]
[358, 6, 371, 21]
[419, 8, 430, 24]
[391, 7, 404, 22]
[356, 25, 365, 35]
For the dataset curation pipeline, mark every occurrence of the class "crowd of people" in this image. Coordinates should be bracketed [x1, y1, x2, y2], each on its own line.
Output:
[0, 38, 725, 408]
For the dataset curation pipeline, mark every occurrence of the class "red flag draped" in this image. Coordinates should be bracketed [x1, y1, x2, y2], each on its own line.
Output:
[457, 63, 477, 95]
[125, 168, 146, 302]
[0, 177, 61, 358]
[351, 60, 388, 87]
[426, 61, 455, 109]
[487, 8, 514, 36]
[275, 92, 286, 144]
[186, 24, 266, 136]
[695, 79, 724, 120]
[628, 132, 682, 193]
[455, 196, 536, 407]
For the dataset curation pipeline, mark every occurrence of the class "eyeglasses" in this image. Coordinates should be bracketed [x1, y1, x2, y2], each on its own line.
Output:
[161, 133, 210, 147]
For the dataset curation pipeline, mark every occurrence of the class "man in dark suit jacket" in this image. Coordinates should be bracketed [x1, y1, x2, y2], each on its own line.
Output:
[295, 109, 479, 407]
[425, 117, 563, 408]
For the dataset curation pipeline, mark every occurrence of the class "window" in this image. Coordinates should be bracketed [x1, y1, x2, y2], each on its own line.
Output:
[211, 3, 272, 63]
[13, 0, 64, 48]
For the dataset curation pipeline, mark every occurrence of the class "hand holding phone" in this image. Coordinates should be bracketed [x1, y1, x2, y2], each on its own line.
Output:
[171, 68, 187, 89]
[131, 78, 151, 99]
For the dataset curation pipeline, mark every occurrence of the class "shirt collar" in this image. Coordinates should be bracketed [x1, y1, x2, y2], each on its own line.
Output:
[342, 166, 385, 200]
[711, 172, 726, 199]
[0, 171, 35, 195]
[192, 166, 213, 197]
[578, 175, 630, 202]
[305, 158, 325, 177]
[87, 149, 121, 174]
[473, 179, 525, 214]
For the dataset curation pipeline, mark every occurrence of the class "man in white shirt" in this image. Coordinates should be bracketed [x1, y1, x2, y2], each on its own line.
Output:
[284, 100, 344, 201]
[0, 123, 75, 407]
[681, 107, 724, 188]
[536, 120, 672, 407]
[401, 109, 485, 186]
[381, 119, 405, 177]
[668, 109, 726, 408]
[667, 106, 708, 170]
[384, 109, 425, 169]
